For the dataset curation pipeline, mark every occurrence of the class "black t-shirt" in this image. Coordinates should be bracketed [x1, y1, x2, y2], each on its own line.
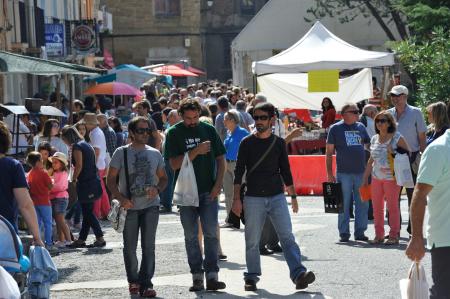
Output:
[234, 134, 293, 197]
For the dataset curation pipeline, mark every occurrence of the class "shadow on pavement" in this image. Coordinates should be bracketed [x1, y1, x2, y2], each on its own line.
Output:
[56, 265, 79, 281]
[219, 260, 246, 271]
[336, 241, 407, 251]
[82, 248, 114, 255]
[194, 289, 327, 298]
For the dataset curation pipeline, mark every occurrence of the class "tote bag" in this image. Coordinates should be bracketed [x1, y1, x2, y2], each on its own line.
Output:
[394, 153, 414, 188]
[173, 153, 199, 207]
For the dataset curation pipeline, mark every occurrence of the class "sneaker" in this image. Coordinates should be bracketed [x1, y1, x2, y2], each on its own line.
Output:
[128, 283, 140, 295]
[140, 287, 156, 298]
[369, 237, 384, 245]
[218, 254, 227, 261]
[54, 241, 66, 249]
[260, 247, 274, 255]
[339, 236, 350, 242]
[385, 237, 399, 245]
[189, 279, 204, 292]
[295, 271, 316, 290]
[244, 279, 257, 291]
[355, 235, 369, 241]
[268, 244, 283, 253]
[206, 279, 226, 291]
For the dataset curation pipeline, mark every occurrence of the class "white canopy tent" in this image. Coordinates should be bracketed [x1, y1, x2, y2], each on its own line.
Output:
[258, 68, 372, 110]
[252, 21, 395, 75]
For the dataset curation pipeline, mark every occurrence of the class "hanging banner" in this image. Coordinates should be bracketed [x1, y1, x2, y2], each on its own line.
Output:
[45, 24, 65, 57]
[308, 69, 339, 92]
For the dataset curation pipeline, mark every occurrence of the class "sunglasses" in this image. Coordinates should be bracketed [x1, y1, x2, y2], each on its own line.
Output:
[253, 115, 270, 121]
[375, 118, 389, 124]
[345, 110, 359, 115]
[390, 94, 403, 98]
[135, 127, 151, 134]
[52, 123, 60, 128]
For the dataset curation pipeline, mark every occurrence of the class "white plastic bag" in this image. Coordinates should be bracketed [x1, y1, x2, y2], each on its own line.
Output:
[394, 153, 414, 188]
[107, 199, 127, 233]
[173, 152, 199, 207]
[399, 262, 429, 299]
[0, 266, 20, 299]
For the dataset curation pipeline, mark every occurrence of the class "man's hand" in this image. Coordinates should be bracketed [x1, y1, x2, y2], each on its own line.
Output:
[196, 141, 211, 155]
[33, 238, 45, 247]
[406, 237, 426, 262]
[290, 127, 303, 139]
[291, 198, 299, 213]
[327, 174, 336, 183]
[231, 198, 242, 216]
[121, 199, 134, 210]
[209, 183, 221, 200]
[147, 186, 159, 199]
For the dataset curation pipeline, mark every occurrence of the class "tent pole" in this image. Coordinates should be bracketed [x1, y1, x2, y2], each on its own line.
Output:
[253, 75, 257, 93]
[68, 74, 74, 125]
[380, 66, 390, 110]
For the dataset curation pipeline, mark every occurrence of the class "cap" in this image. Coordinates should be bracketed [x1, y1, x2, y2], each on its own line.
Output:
[389, 85, 408, 96]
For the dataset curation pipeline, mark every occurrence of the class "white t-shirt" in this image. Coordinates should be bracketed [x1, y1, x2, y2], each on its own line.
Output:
[89, 126, 107, 170]
[370, 132, 401, 180]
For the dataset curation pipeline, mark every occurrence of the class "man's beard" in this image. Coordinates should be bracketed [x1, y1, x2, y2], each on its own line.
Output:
[255, 125, 269, 133]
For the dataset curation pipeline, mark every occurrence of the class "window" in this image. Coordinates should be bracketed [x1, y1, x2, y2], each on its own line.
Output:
[240, 0, 255, 15]
[154, 0, 180, 17]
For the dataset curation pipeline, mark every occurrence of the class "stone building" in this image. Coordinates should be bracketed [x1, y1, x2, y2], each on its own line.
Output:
[100, 0, 268, 82]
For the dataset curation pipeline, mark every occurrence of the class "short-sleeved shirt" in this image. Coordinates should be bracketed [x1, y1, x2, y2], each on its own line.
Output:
[164, 121, 226, 194]
[110, 144, 165, 210]
[224, 126, 249, 161]
[0, 157, 28, 227]
[27, 168, 52, 206]
[388, 105, 427, 152]
[215, 112, 227, 142]
[416, 129, 450, 249]
[370, 132, 402, 180]
[327, 121, 370, 174]
[89, 126, 107, 170]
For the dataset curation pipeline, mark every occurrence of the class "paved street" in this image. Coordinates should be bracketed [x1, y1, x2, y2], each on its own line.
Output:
[50, 196, 431, 299]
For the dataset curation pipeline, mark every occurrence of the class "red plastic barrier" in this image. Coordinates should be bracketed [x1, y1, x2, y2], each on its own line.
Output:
[288, 155, 336, 195]
[283, 109, 313, 123]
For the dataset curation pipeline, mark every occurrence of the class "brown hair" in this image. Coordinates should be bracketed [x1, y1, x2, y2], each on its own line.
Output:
[178, 98, 202, 116]
[0, 121, 11, 154]
[26, 151, 42, 167]
[374, 111, 397, 134]
[427, 101, 449, 131]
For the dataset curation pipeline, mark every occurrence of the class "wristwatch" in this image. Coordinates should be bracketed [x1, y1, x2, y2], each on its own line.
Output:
[290, 194, 297, 200]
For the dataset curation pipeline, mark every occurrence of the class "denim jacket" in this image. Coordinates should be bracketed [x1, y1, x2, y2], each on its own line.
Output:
[27, 246, 58, 299]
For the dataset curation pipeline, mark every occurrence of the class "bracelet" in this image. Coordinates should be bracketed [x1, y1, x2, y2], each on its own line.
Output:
[290, 195, 297, 200]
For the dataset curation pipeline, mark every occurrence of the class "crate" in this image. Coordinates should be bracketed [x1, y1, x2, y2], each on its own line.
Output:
[322, 182, 344, 213]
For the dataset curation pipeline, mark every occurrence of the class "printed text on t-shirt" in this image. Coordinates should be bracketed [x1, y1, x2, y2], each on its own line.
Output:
[344, 131, 362, 146]
[185, 138, 201, 150]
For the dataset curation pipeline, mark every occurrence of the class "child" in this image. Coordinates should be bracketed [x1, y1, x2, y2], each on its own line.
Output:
[26, 151, 54, 250]
[49, 152, 72, 247]
[37, 141, 55, 175]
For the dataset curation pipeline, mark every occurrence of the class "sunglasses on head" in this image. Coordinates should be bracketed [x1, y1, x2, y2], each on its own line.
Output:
[253, 115, 269, 121]
[135, 127, 151, 134]
[345, 110, 359, 115]
[52, 123, 59, 128]
[375, 118, 389, 124]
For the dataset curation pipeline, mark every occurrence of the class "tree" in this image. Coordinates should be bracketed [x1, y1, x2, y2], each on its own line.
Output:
[390, 27, 450, 107]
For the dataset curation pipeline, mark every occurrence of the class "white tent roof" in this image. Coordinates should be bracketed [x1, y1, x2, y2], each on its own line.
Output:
[252, 21, 394, 75]
[258, 68, 373, 110]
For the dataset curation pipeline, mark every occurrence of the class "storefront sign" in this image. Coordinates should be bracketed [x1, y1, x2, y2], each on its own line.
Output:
[45, 24, 64, 57]
[72, 25, 96, 51]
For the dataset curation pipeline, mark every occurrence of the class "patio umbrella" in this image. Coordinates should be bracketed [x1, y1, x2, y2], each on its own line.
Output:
[173, 63, 206, 75]
[152, 65, 198, 77]
[84, 82, 142, 96]
[85, 64, 158, 88]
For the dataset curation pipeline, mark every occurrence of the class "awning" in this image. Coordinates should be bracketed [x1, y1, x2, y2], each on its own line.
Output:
[0, 104, 66, 116]
[0, 50, 104, 75]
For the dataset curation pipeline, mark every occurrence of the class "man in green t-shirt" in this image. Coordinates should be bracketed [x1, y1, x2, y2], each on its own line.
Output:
[164, 98, 226, 292]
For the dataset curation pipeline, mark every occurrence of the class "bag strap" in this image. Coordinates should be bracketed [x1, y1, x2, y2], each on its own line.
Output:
[247, 135, 277, 177]
[124, 147, 131, 198]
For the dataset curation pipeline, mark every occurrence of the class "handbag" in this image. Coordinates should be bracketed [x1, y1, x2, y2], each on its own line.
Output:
[322, 182, 344, 213]
[172, 152, 199, 207]
[107, 147, 130, 233]
[229, 135, 277, 226]
[399, 261, 429, 299]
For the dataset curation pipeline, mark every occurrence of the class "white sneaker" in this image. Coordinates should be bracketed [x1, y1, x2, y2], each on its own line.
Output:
[55, 241, 66, 248]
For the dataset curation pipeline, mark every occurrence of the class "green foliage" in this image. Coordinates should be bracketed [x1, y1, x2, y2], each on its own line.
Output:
[391, 28, 450, 107]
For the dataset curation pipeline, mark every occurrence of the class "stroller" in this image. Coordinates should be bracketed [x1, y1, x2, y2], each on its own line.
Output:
[0, 215, 31, 297]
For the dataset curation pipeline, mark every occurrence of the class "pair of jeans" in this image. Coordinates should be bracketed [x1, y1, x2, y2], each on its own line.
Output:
[65, 202, 81, 225]
[430, 246, 450, 299]
[123, 206, 159, 289]
[260, 218, 279, 249]
[371, 178, 401, 238]
[336, 172, 368, 239]
[160, 159, 174, 210]
[78, 202, 104, 241]
[34, 205, 53, 246]
[179, 192, 219, 280]
[243, 193, 306, 283]
[223, 161, 236, 222]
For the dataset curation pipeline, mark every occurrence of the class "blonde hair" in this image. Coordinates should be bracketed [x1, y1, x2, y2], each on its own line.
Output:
[199, 116, 213, 125]
[427, 101, 449, 131]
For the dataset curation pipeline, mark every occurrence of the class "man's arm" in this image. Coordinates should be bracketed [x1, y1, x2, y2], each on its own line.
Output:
[13, 188, 44, 246]
[326, 144, 336, 182]
[106, 166, 133, 209]
[418, 132, 427, 153]
[72, 149, 83, 182]
[405, 183, 433, 261]
[210, 155, 225, 199]
[169, 142, 210, 171]
[284, 128, 302, 144]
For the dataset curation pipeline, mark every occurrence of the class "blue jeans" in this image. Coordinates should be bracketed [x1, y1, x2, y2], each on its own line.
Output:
[243, 193, 307, 283]
[336, 172, 369, 238]
[123, 206, 159, 289]
[179, 193, 219, 280]
[34, 205, 53, 246]
[160, 159, 174, 210]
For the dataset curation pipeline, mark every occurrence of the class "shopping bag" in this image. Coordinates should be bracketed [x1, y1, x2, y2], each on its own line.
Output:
[173, 153, 199, 207]
[399, 261, 429, 299]
[359, 184, 372, 201]
[322, 182, 344, 213]
[0, 266, 20, 299]
[107, 199, 127, 233]
[394, 153, 414, 188]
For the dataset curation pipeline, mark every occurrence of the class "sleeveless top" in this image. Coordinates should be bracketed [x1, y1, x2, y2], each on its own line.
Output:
[72, 141, 98, 184]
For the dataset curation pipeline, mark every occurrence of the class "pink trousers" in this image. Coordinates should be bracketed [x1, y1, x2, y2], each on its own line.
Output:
[93, 169, 110, 219]
[371, 178, 401, 238]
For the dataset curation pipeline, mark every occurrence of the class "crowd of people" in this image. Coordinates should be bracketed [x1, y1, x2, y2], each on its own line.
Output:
[0, 78, 449, 298]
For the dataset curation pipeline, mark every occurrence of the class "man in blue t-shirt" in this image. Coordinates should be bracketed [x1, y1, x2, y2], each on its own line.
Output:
[326, 103, 370, 242]
[0, 121, 43, 246]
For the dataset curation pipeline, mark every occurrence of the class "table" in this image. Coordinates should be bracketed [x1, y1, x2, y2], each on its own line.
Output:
[288, 139, 326, 155]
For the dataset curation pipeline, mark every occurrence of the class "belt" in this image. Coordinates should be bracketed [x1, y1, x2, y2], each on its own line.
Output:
[226, 159, 236, 162]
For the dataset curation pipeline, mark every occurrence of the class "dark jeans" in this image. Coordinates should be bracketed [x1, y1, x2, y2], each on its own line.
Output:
[65, 202, 81, 225]
[160, 159, 174, 210]
[260, 218, 279, 249]
[79, 202, 104, 241]
[123, 206, 159, 289]
[430, 246, 450, 299]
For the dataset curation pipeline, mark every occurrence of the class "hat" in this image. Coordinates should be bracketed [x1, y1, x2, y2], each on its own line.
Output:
[82, 113, 98, 126]
[49, 152, 68, 167]
[389, 85, 408, 96]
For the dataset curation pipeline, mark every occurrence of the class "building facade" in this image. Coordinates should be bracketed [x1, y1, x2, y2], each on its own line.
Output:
[100, 0, 268, 82]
